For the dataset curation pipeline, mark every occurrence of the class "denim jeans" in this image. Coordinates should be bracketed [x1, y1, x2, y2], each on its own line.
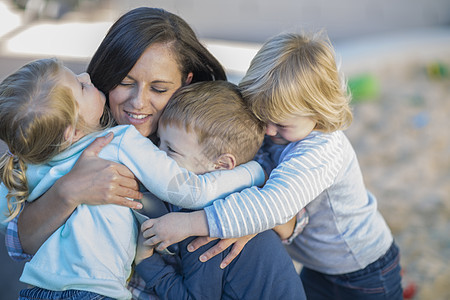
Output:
[19, 287, 115, 300]
[300, 242, 403, 300]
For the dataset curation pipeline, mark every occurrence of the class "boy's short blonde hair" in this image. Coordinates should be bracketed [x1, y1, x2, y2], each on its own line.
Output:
[239, 32, 352, 132]
[159, 81, 265, 165]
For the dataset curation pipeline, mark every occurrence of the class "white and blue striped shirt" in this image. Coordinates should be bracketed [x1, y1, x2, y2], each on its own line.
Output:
[205, 130, 393, 274]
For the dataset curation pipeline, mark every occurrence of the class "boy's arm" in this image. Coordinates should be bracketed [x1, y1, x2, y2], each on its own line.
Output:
[135, 236, 224, 299]
[204, 133, 343, 238]
[118, 126, 265, 210]
[141, 210, 208, 251]
[273, 217, 296, 240]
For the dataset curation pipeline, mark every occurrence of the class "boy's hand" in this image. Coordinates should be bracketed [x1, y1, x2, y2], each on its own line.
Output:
[135, 232, 154, 265]
[141, 210, 209, 252]
[187, 234, 257, 269]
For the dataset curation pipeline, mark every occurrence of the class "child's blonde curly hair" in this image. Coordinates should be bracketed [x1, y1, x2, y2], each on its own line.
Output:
[239, 31, 353, 133]
[0, 58, 107, 221]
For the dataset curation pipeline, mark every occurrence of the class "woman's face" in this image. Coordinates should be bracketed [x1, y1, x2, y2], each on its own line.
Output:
[108, 43, 185, 137]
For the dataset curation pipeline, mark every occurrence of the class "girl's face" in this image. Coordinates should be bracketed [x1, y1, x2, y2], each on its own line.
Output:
[62, 67, 106, 128]
[108, 43, 191, 137]
[265, 114, 317, 145]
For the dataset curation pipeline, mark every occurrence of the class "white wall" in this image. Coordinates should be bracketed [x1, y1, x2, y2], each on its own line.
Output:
[115, 0, 450, 43]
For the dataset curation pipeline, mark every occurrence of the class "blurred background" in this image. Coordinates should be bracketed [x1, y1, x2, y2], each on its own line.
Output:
[0, 0, 449, 299]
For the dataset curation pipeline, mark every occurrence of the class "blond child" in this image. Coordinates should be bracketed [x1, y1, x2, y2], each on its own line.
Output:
[141, 32, 404, 299]
[0, 59, 265, 299]
[133, 80, 306, 299]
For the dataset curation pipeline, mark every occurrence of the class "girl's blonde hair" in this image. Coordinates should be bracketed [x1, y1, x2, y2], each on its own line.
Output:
[239, 31, 353, 132]
[0, 58, 104, 221]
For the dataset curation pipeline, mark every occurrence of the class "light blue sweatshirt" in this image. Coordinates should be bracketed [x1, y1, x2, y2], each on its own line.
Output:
[9, 125, 264, 299]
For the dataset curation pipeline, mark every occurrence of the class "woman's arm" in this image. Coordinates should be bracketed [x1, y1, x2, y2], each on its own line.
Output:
[18, 133, 142, 254]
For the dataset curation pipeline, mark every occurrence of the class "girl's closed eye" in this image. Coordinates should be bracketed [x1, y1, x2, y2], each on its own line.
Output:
[167, 145, 178, 154]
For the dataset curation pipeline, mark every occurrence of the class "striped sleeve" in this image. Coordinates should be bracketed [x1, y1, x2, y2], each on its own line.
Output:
[205, 131, 345, 238]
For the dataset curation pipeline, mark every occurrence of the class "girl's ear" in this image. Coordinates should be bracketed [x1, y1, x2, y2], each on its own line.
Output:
[64, 126, 84, 143]
[214, 153, 237, 170]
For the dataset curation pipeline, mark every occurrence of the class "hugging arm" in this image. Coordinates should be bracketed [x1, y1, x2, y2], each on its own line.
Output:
[16, 133, 142, 254]
[141, 210, 256, 269]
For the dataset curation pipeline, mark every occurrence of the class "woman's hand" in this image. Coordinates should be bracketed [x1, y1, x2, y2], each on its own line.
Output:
[18, 132, 142, 254]
[58, 132, 143, 208]
[187, 234, 257, 269]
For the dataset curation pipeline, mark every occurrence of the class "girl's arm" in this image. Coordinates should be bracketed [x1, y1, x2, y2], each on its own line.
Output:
[118, 126, 265, 209]
[15, 133, 142, 254]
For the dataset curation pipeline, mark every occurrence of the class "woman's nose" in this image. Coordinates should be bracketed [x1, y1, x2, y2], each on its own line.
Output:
[266, 123, 277, 136]
[130, 87, 148, 110]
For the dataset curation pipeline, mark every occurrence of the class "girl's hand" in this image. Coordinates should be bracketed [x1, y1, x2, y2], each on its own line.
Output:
[141, 210, 209, 252]
[58, 132, 143, 208]
[187, 234, 257, 269]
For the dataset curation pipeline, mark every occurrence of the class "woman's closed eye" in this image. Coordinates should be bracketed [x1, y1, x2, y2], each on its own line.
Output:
[119, 81, 135, 87]
[151, 86, 168, 94]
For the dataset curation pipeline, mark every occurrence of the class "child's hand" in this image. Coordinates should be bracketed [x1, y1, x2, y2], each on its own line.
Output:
[135, 232, 154, 265]
[187, 234, 257, 269]
[141, 210, 209, 252]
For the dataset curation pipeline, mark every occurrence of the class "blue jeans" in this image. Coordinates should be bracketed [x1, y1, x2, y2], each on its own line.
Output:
[300, 242, 403, 300]
[19, 287, 115, 300]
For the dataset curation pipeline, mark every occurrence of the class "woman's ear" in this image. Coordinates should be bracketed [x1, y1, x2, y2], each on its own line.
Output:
[185, 72, 193, 85]
[214, 153, 237, 170]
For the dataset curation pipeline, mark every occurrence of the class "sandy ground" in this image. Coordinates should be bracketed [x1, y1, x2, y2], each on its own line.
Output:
[344, 60, 450, 299]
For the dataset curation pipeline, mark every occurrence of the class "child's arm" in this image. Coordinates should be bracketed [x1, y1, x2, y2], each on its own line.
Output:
[135, 236, 225, 299]
[273, 217, 296, 240]
[117, 126, 265, 209]
[142, 132, 342, 247]
[141, 210, 209, 251]
[2, 133, 143, 255]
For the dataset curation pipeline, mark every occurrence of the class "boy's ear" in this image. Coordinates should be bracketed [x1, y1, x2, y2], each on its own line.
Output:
[214, 153, 237, 170]
[64, 126, 84, 143]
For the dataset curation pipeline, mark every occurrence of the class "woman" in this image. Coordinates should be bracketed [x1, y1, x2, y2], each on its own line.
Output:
[16, 7, 227, 255]
[4, 7, 305, 299]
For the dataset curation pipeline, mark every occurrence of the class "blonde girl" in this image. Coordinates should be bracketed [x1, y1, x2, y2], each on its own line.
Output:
[0, 58, 264, 299]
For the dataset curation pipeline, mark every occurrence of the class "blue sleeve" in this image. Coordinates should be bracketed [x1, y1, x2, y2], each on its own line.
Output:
[116, 126, 265, 209]
[135, 237, 224, 300]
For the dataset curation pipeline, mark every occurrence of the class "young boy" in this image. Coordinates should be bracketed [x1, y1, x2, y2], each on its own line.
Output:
[132, 80, 306, 299]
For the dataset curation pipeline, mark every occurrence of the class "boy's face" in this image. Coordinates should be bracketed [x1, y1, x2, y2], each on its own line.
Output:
[265, 114, 316, 145]
[158, 124, 216, 174]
